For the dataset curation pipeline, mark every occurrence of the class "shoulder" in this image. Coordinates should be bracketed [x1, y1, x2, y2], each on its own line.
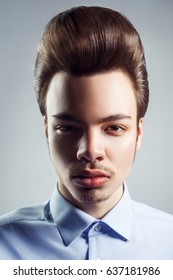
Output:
[132, 200, 173, 227]
[0, 202, 49, 227]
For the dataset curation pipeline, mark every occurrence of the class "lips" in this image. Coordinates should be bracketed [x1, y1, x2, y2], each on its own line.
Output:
[71, 169, 110, 188]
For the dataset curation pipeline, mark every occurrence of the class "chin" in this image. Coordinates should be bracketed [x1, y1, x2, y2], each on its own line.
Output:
[73, 187, 112, 205]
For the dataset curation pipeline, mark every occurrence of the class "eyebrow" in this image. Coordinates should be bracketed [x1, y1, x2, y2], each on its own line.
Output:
[99, 114, 131, 122]
[51, 113, 132, 123]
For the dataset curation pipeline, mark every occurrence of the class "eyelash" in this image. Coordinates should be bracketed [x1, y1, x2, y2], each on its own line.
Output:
[105, 125, 124, 131]
[55, 125, 78, 132]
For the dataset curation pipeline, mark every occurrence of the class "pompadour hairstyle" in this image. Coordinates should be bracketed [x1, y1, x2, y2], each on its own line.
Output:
[34, 6, 149, 120]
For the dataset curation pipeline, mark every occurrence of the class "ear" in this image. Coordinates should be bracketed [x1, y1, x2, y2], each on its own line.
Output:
[43, 115, 48, 140]
[136, 118, 144, 150]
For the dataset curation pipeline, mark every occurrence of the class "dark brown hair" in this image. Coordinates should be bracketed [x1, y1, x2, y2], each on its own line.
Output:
[34, 6, 149, 119]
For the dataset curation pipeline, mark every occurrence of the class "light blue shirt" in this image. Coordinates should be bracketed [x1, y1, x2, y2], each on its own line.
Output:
[0, 184, 173, 259]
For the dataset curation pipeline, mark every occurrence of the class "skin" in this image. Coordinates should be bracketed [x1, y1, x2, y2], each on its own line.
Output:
[44, 70, 143, 219]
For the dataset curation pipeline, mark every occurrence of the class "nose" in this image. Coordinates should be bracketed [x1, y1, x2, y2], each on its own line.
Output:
[77, 129, 105, 162]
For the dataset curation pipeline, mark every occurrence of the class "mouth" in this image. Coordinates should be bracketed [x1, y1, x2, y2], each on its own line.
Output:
[71, 169, 110, 188]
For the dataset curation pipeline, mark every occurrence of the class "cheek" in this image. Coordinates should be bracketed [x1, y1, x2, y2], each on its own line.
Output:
[48, 135, 76, 166]
[107, 135, 137, 168]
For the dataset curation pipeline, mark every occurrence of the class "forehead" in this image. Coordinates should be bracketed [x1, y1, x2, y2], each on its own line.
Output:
[46, 70, 137, 121]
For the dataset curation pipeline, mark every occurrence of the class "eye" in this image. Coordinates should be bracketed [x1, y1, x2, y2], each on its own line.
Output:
[105, 125, 125, 135]
[55, 125, 79, 135]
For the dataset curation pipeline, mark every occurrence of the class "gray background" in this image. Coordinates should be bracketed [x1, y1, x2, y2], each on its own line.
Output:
[0, 0, 173, 215]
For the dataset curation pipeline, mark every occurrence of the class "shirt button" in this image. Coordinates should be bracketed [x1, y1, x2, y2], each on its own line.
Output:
[94, 224, 102, 232]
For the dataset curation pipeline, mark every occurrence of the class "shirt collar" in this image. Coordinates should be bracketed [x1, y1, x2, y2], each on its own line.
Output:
[50, 188, 95, 245]
[102, 183, 133, 241]
[50, 183, 132, 245]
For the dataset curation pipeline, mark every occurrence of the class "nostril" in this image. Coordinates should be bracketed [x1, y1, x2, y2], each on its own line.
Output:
[77, 150, 104, 162]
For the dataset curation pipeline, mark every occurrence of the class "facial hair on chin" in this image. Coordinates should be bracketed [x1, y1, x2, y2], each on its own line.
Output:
[72, 187, 112, 205]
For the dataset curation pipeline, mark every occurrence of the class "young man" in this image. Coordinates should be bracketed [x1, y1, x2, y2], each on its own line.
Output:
[0, 6, 173, 260]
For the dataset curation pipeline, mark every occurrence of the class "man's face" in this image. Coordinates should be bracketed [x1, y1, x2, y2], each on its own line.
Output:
[44, 70, 143, 215]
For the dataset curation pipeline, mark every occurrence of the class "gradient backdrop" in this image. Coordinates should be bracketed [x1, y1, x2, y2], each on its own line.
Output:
[0, 0, 173, 215]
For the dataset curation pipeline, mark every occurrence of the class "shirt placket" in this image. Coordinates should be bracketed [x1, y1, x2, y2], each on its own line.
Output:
[87, 221, 103, 260]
